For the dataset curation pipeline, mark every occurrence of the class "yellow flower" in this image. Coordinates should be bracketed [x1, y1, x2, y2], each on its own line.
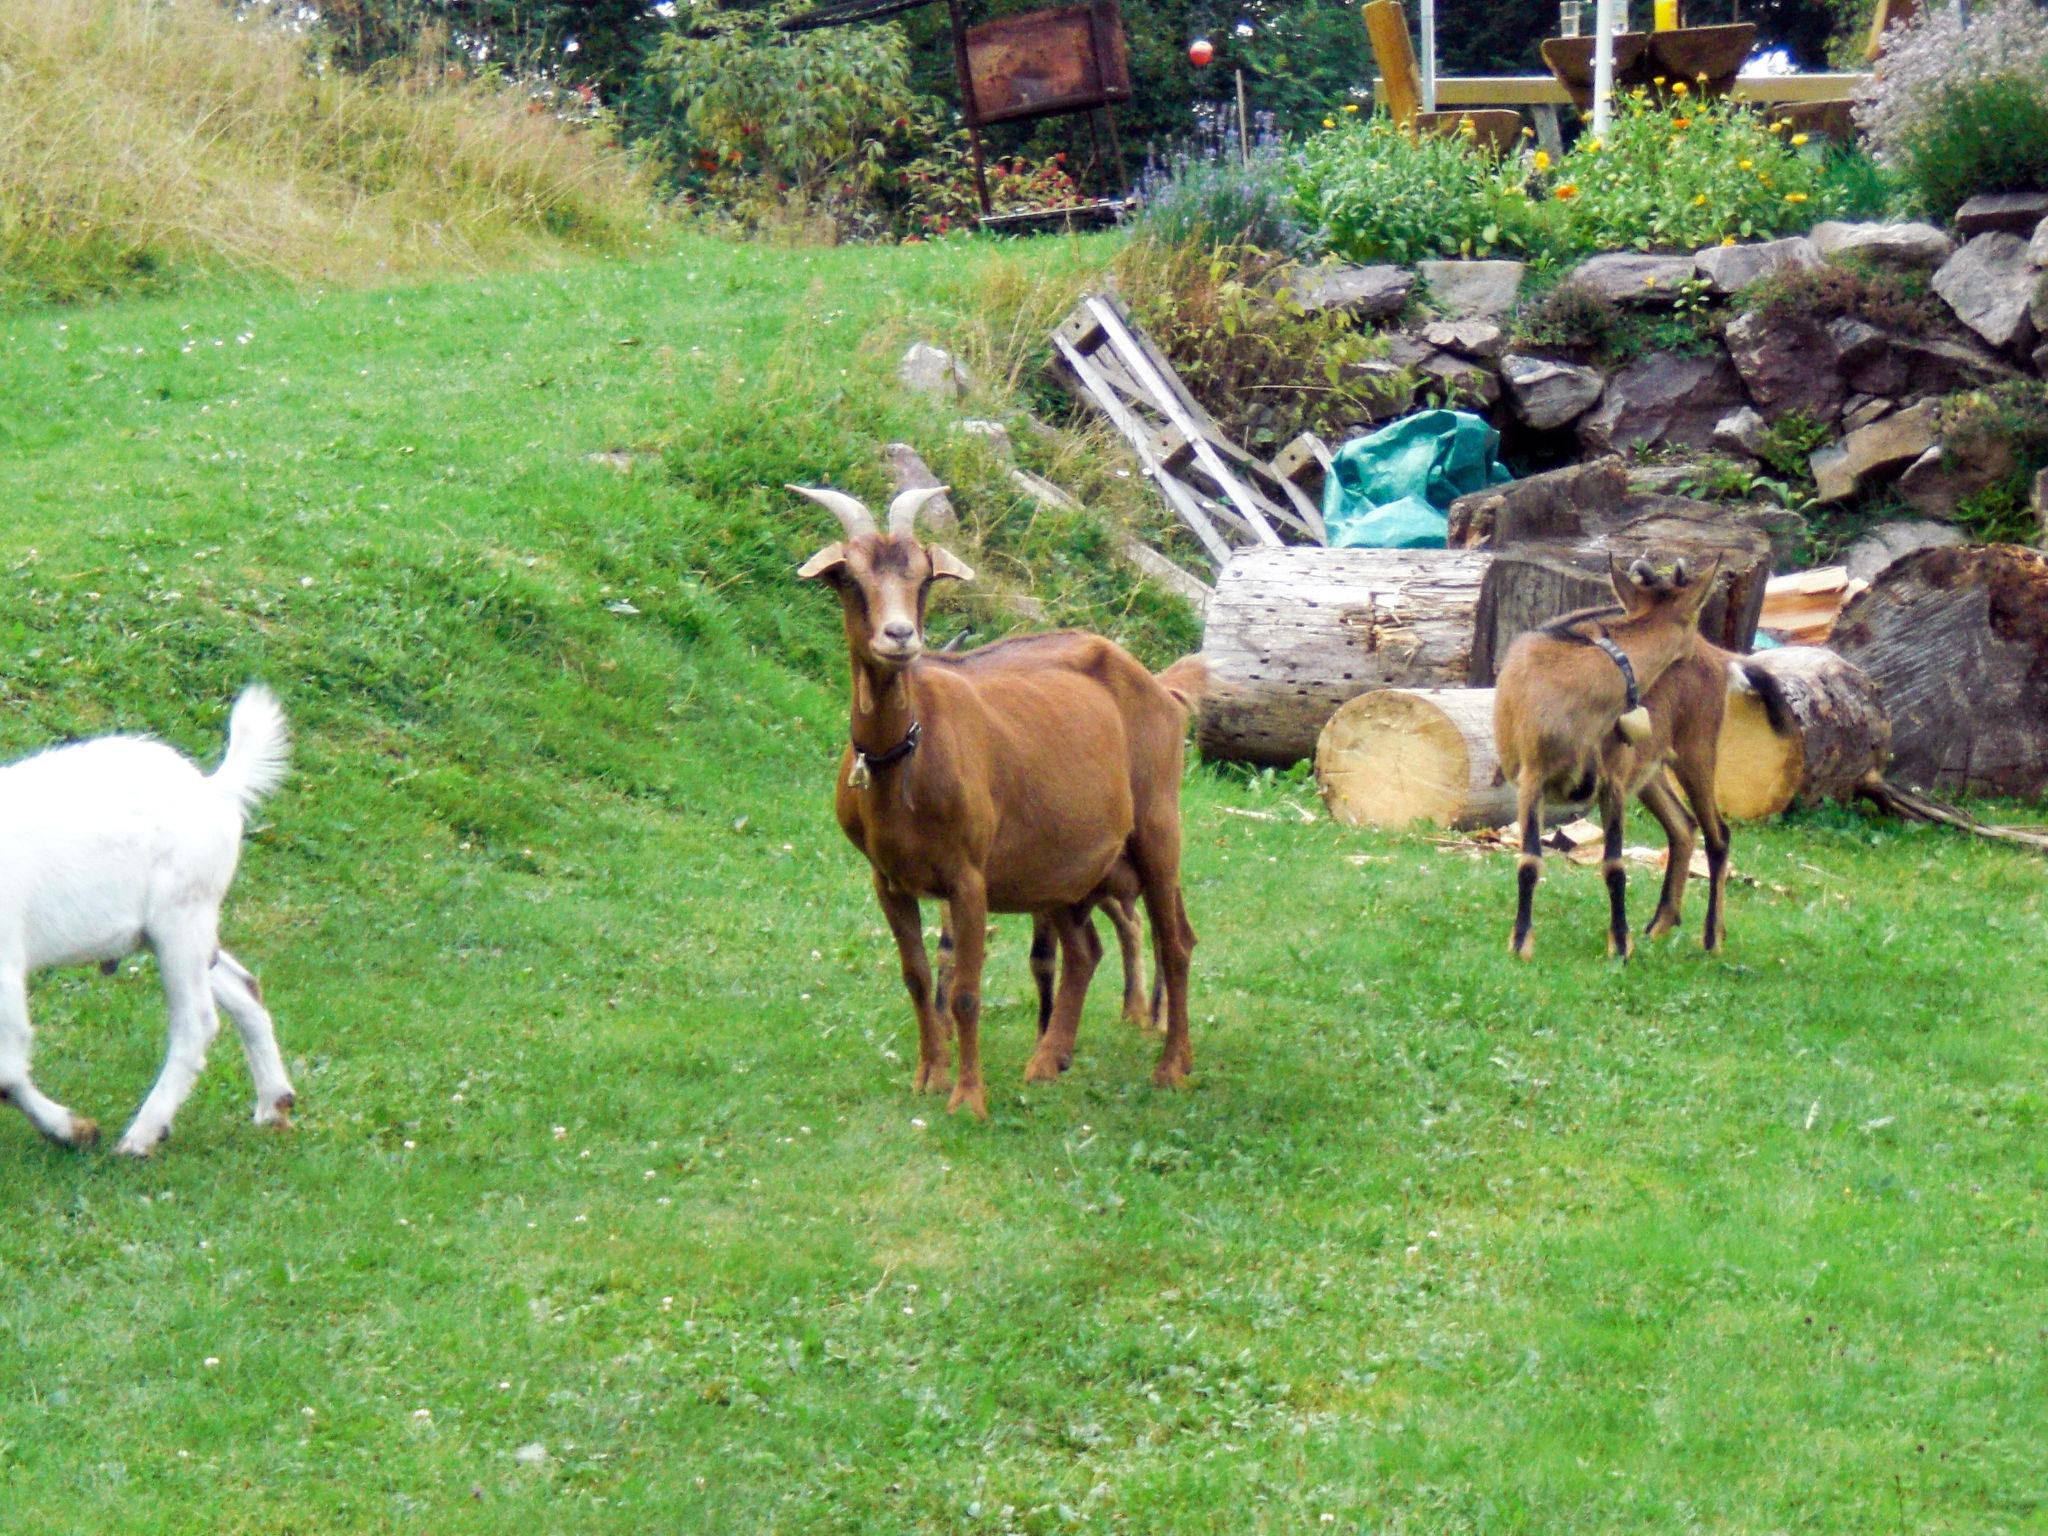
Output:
[1673, 80, 1690, 95]
[1721, 235, 1738, 246]
[1643, 275, 1660, 288]
[1533, 149, 1552, 172]
[1692, 193, 1707, 206]
[1554, 183, 1579, 201]
[1323, 117, 1335, 128]
[1790, 132, 1809, 145]
[1654, 75, 1667, 85]
[1785, 191, 1808, 203]
[1696, 72, 1709, 82]
[1738, 158, 1753, 170]
[1522, 125, 1535, 137]
[1584, 138, 1602, 153]
[1769, 120, 1787, 133]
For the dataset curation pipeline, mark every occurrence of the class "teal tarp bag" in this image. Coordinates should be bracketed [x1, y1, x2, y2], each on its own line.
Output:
[1321, 408, 1513, 549]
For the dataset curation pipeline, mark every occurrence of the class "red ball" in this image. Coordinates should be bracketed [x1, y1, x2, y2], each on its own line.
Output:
[1188, 37, 1214, 65]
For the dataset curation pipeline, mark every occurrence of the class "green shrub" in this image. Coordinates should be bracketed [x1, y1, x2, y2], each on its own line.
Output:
[1853, 0, 2048, 222]
[1111, 239, 1393, 449]
[1943, 382, 2048, 544]
[1735, 257, 1947, 336]
[1509, 274, 1720, 365]
[1813, 145, 1914, 222]
[1290, 114, 1551, 264]
[1756, 410, 1834, 481]
[1536, 86, 1838, 253]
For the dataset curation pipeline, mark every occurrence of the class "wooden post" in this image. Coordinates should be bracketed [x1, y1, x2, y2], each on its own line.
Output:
[1592, 0, 1617, 137]
[946, 0, 991, 217]
[1362, 0, 1422, 129]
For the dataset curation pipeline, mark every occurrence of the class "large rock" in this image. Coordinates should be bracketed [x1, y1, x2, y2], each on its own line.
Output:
[1896, 431, 2018, 519]
[1694, 235, 1823, 296]
[1577, 350, 1745, 455]
[1414, 349, 1500, 406]
[1292, 262, 1414, 321]
[1445, 456, 1629, 547]
[1840, 394, 1894, 433]
[1955, 191, 2048, 239]
[1809, 220, 1954, 269]
[899, 342, 971, 398]
[1847, 332, 2020, 399]
[1933, 233, 2040, 354]
[1825, 316, 1888, 371]
[1809, 399, 1941, 502]
[1841, 519, 1965, 582]
[1723, 307, 1844, 422]
[1570, 252, 1699, 304]
[1499, 353, 1605, 430]
[1417, 259, 1525, 321]
[2030, 215, 2048, 268]
[1421, 319, 1506, 360]
[1712, 406, 1768, 459]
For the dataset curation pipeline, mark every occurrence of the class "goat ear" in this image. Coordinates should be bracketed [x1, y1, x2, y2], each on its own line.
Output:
[797, 542, 848, 581]
[928, 545, 975, 583]
[1609, 553, 1650, 615]
[1676, 556, 1721, 621]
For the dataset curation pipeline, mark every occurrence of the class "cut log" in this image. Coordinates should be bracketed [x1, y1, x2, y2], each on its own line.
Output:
[1316, 687, 1514, 829]
[1468, 504, 1775, 684]
[1715, 645, 1892, 819]
[1758, 566, 1867, 645]
[1196, 547, 1493, 765]
[1831, 545, 2048, 799]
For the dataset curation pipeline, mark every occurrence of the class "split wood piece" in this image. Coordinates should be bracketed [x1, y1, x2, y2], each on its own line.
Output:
[1148, 423, 1326, 543]
[1316, 686, 1514, 829]
[1715, 645, 1891, 820]
[1759, 566, 1867, 646]
[1856, 777, 2048, 854]
[1831, 544, 2048, 799]
[1196, 546, 1492, 765]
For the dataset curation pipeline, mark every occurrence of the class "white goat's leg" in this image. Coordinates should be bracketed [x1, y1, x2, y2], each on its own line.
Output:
[118, 927, 224, 1157]
[0, 971, 98, 1147]
[212, 950, 295, 1128]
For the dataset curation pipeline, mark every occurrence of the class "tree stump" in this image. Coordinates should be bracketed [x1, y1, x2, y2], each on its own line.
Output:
[1715, 646, 1892, 819]
[1831, 545, 2048, 799]
[1315, 687, 1513, 829]
[1196, 547, 1493, 765]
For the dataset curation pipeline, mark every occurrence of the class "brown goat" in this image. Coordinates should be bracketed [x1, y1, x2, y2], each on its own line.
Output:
[1494, 554, 1771, 961]
[938, 891, 1156, 1046]
[792, 484, 1199, 1118]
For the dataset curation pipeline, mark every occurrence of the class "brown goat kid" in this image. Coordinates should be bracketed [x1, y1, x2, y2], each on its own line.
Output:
[792, 484, 1200, 1118]
[1494, 555, 1781, 961]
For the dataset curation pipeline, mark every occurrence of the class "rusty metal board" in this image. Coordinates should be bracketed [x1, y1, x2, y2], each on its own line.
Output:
[962, 1, 1131, 127]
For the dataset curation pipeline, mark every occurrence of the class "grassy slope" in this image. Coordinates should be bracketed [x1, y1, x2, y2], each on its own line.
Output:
[0, 234, 2043, 1534]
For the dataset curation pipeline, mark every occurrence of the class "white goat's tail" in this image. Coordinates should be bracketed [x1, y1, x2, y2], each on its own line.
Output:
[211, 685, 291, 813]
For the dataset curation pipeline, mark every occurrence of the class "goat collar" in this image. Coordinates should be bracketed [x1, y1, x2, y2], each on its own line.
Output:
[1591, 635, 1640, 713]
[848, 719, 920, 790]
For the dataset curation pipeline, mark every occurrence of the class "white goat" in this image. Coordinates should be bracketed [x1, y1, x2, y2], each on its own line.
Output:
[0, 686, 294, 1156]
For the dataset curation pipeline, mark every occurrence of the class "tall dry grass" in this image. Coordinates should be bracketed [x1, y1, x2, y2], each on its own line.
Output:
[0, 0, 660, 304]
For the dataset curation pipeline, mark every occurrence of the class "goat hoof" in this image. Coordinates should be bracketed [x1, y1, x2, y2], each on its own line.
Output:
[1609, 935, 1633, 962]
[1022, 1053, 1062, 1085]
[1644, 914, 1678, 940]
[912, 1062, 950, 1095]
[68, 1117, 100, 1150]
[115, 1129, 163, 1159]
[947, 1083, 988, 1120]
[1511, 935, 1534, 962]
[1152, 1060, 1189, 1090]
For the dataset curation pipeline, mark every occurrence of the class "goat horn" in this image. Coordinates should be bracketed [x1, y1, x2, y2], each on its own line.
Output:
[888, 486, 951, 539]
[1629, 557, 1655, 583]
[1672, 557, 1690, 584]
[786, 485, 876, 538]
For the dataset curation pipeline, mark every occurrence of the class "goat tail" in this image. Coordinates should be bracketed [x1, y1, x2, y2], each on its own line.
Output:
[1734, 660, 1794, 737]
[212, 685, 291, 813]
[1155, 655, 1210, 716]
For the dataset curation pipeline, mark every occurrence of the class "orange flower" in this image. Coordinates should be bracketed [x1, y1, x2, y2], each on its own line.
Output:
[1554, 183, 1579, 201]
[1672, 117, 1691, 129]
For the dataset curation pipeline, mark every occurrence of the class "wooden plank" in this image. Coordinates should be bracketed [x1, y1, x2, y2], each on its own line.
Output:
[1085, 297, 1283, 547]
[1117, 534, 1214, 613]
[1363, 1, 1423, 128]
[1148, 423, 1316, 540]
[1053, 330, 1234, 566]
[1371, 71, 1869, 106]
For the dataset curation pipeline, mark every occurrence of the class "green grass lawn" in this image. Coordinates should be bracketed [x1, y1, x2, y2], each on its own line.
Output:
[1, 235, 2043, 1534]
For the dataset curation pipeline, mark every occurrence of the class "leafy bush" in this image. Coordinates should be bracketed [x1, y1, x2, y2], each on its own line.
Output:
[896, 132, 1083, 239]
[1853, 0, 2048, 220]
[1134, 112, 1313, 257]
[1509, 275, 1721, 364]
[1813, 145, 1913, 221]
[1735, 257, 1948, 335]
[1291, 114, 1548, 264]
[1534, 85, 1838, 253]
[1111, 239, 1393, 448]
[1943, 381, 2048, 543]
[1755, 410, 1835, 481]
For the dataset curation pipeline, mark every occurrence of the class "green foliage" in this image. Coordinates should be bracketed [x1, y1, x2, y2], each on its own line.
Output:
[1896, 72, 2048, 222]
[894, 134, 1084, 239]
[1943, 381, 2048, 544]
[1736, 255, 1947, 335]
[642, 7, 921, 203]
[1292, 114, 1548, 264]
[1537, 86, 1838, 254]
[1813, 144, 1912, 221]
[1756, 409, 1836, 481]
[1509, 275, 1720, 366]
[1112, 239, 1392, 448]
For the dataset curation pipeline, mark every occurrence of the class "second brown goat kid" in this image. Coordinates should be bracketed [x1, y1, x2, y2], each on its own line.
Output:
[1494, 555, 1785, 961]
[792, 484, 1201, 1119]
